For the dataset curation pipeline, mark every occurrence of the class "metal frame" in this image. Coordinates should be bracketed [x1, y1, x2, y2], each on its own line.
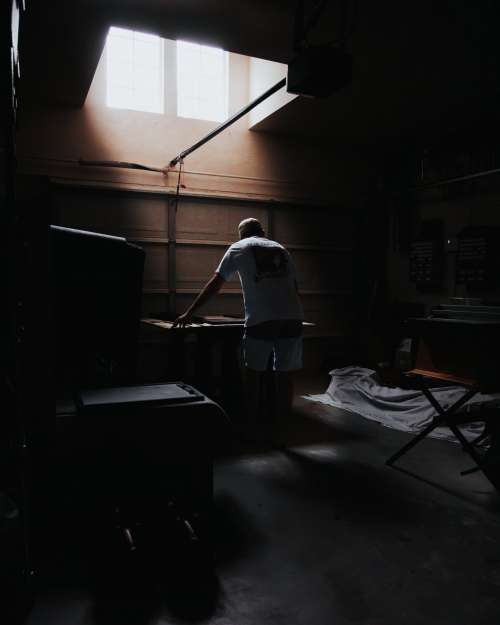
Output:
[385, 375, 498, 487]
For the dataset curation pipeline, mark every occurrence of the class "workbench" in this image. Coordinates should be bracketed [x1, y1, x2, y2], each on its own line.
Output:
[138, 316, 246, 406]
[138, 316, 314, 410]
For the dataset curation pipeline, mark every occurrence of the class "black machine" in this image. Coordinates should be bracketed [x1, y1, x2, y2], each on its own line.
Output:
[51, 225, 145, 391]
[54, 382, 224, 567]
[37, 226, 228, 591]
[287, 45, 352, 98]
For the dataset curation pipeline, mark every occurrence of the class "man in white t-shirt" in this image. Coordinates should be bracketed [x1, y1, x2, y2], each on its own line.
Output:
[174, 217, 304, 440]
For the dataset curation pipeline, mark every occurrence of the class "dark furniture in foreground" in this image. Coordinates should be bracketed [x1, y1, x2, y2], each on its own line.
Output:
[54, 383, 228, 555]
[51, 225, 145, 392]
[41, 225, 229, 593]
[386, 305, 500, 490]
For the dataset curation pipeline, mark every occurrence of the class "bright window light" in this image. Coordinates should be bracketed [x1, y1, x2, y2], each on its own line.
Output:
[177, 41, 228, 122]
[106, 27, 164, 114]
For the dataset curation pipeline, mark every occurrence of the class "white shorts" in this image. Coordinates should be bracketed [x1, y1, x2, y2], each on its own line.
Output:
[243, 335, 303, 372]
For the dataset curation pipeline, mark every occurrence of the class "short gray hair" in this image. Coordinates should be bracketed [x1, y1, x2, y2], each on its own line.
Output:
[238, 217, 264, 239]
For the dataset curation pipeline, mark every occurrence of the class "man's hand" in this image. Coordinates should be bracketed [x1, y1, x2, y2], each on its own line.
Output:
[172, 273, 226, 329]
[172, 311, 193, 328]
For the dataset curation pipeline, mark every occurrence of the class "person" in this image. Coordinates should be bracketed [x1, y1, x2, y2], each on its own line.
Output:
[173, 217, 304, 443]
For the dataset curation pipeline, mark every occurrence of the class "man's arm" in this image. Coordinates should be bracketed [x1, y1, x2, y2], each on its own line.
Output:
[173, 272, 226, 328]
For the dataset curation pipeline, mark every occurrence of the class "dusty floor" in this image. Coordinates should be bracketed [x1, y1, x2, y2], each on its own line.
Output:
[26, 375, 500, 625]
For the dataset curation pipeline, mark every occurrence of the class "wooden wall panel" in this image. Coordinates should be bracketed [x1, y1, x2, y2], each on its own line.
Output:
[292, 250, 353, 292]
[273, 206, 353, 248]
[176, 244, 240, 290]
[176, 198, 268, 242]
[141, 242, 169, 291]
[54, 189, 169, 240]
[52, 185, 357, 373]
[176, 293, 244, 318]
[301, 336, 352, 373]
[301, 294, 352, 337]
[142, 293, 169, 316]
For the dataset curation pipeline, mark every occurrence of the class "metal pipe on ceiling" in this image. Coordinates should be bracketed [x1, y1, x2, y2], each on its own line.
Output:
[414, 166, 500, 190]
[168, 77, 287, 168]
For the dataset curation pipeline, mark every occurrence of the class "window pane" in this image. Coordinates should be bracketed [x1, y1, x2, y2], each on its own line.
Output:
[135, 39, 160, 68]
[108, 61, 131, 87]
[134, 68, 158, 92]
[106, 26, 164, 114]
[199, 74, 214, 95]
[177, 70, 198, 98]
[108, 36, 133, 65]
[177, 40, 227, 122]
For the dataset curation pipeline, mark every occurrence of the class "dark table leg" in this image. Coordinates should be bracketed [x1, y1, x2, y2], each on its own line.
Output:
[386, 419, 443, 466]
[386, 379, 478, 467]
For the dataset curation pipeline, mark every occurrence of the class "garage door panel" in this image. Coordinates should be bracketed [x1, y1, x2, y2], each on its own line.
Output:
[176, 245, 241, 289]
[176, 293, 244, 318]
[301, 294, 352, 337]
[55, 189, 168, 239]
[177, 199, 268, 242]
[142, 243, 169, 290]
[273, 206, 353, 247]
[292, 250, 353, 291]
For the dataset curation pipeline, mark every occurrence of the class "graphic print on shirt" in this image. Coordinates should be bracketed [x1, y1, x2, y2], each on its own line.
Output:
[252, 246, 289, 282]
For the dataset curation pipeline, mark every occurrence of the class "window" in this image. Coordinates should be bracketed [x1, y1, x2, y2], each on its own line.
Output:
[106, 27, 164, 114]
[176, 40, 228, 122]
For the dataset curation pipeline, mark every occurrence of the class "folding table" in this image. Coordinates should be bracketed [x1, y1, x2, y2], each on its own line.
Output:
[386, 308, 500, 489]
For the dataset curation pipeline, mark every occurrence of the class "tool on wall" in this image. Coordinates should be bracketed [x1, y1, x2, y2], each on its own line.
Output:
[78, 159, 165, 173]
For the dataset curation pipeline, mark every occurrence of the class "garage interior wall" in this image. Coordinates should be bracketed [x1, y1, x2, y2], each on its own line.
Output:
[16, 38, 376, 374]
[50, 185, 355, 373]
[386, 174, 500, 311]
[17, 41, 374, 204]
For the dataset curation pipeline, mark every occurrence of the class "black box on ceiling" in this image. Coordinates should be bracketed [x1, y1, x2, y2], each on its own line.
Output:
[287, 46, 352, 98]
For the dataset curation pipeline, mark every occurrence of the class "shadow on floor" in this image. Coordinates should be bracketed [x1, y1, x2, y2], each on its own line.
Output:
[277, 447, 421, 524]
[212, 491, 266, 566]
[87, 518, 223, 624]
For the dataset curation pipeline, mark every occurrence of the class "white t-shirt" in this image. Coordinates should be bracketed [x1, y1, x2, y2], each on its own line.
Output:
[216, 236, 304, 327]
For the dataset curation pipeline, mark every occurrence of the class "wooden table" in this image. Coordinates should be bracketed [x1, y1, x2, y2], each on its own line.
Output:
[138, 317, 245, 407]
[138, 317, 314, 412]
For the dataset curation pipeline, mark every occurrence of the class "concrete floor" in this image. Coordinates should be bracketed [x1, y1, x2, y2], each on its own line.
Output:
[27, 376, 500, 625]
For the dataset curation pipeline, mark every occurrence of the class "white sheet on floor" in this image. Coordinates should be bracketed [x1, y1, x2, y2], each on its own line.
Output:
[303, 367, 500, 442]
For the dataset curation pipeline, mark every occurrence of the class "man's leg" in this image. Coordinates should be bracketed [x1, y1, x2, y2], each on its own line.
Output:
[274, 371, 294, 419]
[270, 371, 293, 446]
[272, 335, 302, 445]
[241, 335, 271, 435]
[243, 366, 264, 424]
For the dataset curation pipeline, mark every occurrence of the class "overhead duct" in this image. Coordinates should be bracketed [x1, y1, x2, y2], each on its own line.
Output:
[287, 0, 353, 98]
[286, 45, 352, 98]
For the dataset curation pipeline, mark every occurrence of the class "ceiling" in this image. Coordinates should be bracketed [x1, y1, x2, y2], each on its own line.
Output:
[19, 0, 500, 147]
